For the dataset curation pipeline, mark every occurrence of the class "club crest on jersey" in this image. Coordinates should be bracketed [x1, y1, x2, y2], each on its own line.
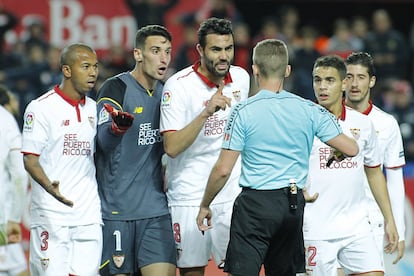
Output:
[98, 106, 110, 125]
[232, 90, 241, 102]
[161, 91, 171, 109]
[113, 254, 125, 268]
[40, 258, 49, 271]
[349, 128, 360, 140]
[23, 112, 35, 132]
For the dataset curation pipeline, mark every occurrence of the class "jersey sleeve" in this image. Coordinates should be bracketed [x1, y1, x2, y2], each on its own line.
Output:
[160, 77, 188, 133]
[313, 103, 343, 142]
[96, 77, 127, 150]
[21, 100, 50, 155]
[383, 116, 406, 168]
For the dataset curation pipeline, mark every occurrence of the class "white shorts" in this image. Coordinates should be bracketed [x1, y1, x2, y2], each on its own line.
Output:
[368, 209, 385, 263]
[305, 233, 384, 276]
[170, 201, 233, 268]
[0, 243, 28, 275]
[30, 224, 102, 276]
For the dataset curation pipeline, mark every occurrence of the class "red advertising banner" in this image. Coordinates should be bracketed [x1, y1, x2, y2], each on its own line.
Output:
[1, 0, 203, 56]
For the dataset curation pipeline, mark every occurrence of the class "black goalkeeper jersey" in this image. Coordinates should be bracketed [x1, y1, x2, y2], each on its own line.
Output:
[95, 72, 168, 220]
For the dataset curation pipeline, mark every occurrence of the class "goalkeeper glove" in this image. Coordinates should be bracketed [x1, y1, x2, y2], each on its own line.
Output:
[104, 103, 134, 135]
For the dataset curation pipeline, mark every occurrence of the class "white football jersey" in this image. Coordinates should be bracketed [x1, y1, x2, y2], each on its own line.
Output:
[160, 64, 250, 206]
[304, 105, 380, 240]
[21, 86, 102, 227]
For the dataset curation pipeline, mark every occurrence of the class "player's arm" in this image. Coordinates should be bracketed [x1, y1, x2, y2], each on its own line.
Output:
[6, 148, 28, 244]
[365, 166, 399, 253]
[7, 148, 28, 224]
[196, 149, 240, 231]
[385, 166, 406, 263]
[96, 78, 133, 150]
[324, 133, 359, 158]
[23, 154, 73, 207]
[163, 82, 231, 158]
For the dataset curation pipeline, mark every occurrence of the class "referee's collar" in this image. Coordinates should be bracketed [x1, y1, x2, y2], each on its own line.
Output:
[54, 85, 86, 106]
[315, 99, 347, 121]
[192, 61, 233, 88]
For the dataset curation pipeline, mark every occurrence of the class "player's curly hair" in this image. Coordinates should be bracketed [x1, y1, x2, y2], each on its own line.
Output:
[197, 17, 233, 48]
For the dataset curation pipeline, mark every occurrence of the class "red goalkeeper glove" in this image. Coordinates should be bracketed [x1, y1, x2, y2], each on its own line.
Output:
[104, 103, 134, 135]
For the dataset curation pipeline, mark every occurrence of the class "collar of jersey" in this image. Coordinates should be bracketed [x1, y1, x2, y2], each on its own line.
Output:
[54, 85, 86, 106]
[192, 61, 233, 88]
[361, 100, 373, 115]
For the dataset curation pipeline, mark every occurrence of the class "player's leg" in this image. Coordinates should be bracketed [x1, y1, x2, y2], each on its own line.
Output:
[29, 225, 70, 276]
[100, 220, 135, 276]
[169, 206, 211, 276]
[69, 223, 102, 275]
[304, 239, 341, 276]
[137, 214, 176, 276]
[210, 201, 233, 269]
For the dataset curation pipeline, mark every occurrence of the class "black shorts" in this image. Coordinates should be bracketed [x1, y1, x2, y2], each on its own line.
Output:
[100, 214, 176, 275]
[224, 187, 305, 276]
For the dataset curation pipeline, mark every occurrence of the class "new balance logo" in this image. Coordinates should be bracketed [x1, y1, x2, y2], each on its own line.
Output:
[61, 120, 70, 126]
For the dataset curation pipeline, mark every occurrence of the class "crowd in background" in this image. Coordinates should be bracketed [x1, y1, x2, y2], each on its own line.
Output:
[1, 0, 414, 161]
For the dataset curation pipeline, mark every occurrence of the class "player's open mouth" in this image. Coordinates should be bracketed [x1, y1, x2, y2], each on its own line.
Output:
[318, 94, 328, 100]
[158, 67, 167, 75]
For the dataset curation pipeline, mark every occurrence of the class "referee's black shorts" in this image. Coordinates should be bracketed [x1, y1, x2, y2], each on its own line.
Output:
[224, 187, 305, 276]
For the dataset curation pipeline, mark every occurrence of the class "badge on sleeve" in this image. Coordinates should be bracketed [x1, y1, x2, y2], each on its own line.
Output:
[161, 91, 171, 109]
[23, 112, 35, 132]
[98, 106, 110, 125]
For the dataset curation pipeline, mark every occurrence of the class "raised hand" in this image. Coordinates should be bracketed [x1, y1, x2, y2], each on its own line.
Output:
[205, 81, 232, 116]
[104, 103, 134, 135]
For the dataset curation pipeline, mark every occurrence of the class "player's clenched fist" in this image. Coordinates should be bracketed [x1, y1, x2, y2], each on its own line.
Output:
[104, 103, 134, 135]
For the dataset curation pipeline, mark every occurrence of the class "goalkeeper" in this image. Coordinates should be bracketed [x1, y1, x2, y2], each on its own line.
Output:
[95, 25, 176, 276]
